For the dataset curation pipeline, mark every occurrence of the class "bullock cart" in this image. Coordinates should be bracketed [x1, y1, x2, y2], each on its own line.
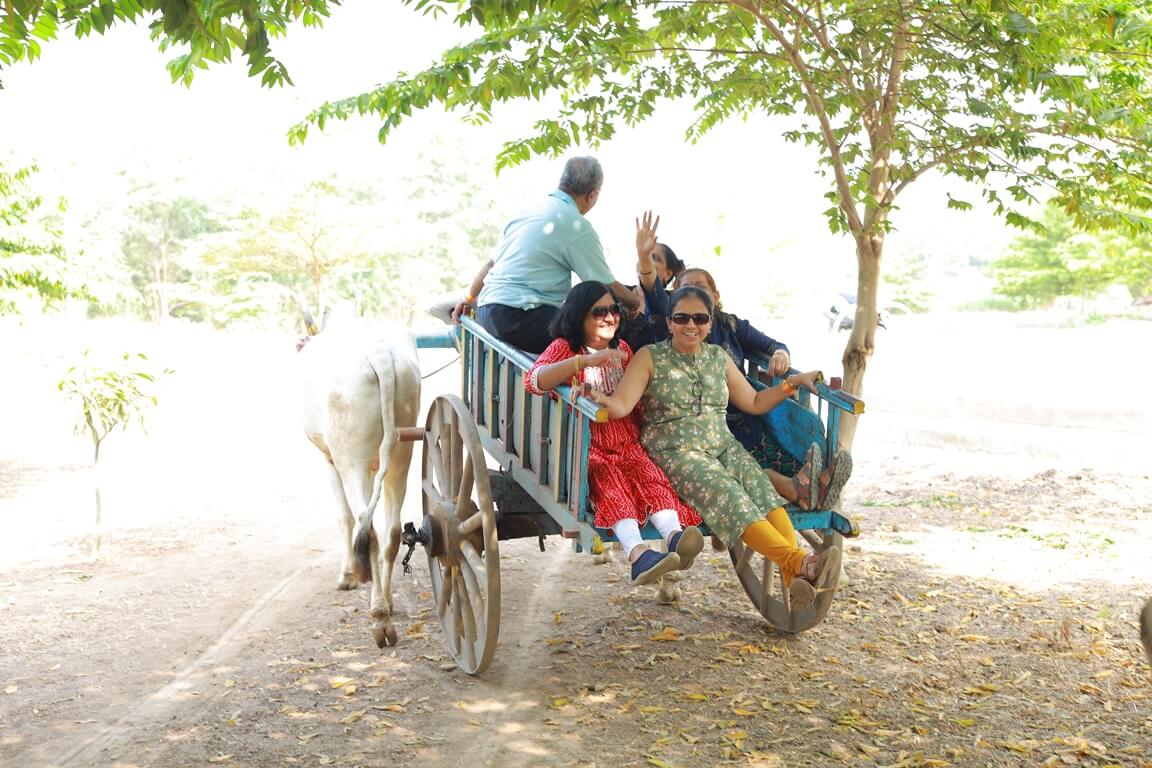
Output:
[402, 317, 862, 674]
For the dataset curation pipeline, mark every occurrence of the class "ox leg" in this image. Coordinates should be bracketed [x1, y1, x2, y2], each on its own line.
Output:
[325, 463, 358, 590]
[379, 440, 414, 622]
[344, 466, 397, 648]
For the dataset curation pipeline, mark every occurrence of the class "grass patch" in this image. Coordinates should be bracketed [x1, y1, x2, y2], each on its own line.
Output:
[861, 493, 963, 509]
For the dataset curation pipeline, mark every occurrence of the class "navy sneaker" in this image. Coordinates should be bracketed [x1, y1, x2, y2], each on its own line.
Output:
[667, 526, 704, 570]
[629, 549, 681, 586]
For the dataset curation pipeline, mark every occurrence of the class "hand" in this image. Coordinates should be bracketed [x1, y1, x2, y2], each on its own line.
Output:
[789, 370, 824, 394]
[581, 348, 625, 370]
[635, 210, 660, 260]
[627, 285, 645, 319]
[768, 349, 791, 376]
[584, 385, 609, 405]
[450, 297, 472, 323]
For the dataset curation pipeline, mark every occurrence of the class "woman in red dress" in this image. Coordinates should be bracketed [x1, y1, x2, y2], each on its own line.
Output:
[524, 281, 705, 586]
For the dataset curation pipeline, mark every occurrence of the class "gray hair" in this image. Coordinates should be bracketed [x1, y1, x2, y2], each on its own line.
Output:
[558, 156, 603, 197]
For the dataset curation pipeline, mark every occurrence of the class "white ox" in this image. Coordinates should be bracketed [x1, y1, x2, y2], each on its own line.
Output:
[297, 313, 421, 647]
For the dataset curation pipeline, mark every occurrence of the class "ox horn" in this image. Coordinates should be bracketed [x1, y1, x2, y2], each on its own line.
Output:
[301, 309, 319, 336]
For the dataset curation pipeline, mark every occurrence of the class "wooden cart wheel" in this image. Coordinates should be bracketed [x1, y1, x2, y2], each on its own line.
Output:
[728, 530, 842, 633]
[421, 394, 501, 674]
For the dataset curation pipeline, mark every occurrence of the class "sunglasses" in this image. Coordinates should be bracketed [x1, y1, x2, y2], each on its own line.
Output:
[590, 303, 623, 319]
[670, 312, 712, 326]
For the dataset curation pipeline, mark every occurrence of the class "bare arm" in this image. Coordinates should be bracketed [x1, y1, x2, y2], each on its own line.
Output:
[727, 362, 823, 415]
[586, 347, 654, 419]
[533, 348, 624, 393]
[452, 259, 494, 321]
[608, 281, 642, 314]
[635, 211, 661, 292]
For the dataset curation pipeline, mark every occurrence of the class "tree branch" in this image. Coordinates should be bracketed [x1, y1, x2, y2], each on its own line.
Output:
[725, 0, 863, 234]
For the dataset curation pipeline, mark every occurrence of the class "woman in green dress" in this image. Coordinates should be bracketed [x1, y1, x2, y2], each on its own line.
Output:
[587, 285, 842, 607]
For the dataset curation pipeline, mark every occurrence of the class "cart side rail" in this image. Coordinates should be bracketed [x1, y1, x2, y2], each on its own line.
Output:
[457, 317, 607, 551]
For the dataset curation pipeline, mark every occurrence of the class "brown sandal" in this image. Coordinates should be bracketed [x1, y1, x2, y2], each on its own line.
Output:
[791, 444, 823, 510]
[816, 450, 853, 510]
[790, 554, 821, 609]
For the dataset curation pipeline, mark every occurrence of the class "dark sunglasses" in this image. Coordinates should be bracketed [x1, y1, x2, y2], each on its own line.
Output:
[671, 312, 712, 326]
[590, 303, 623, 319]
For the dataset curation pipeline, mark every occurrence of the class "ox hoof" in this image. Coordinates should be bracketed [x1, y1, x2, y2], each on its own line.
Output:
[372, 621, 399, 648]
[591, 551, 613, 565]
[661, 570, 685, 583]
[336, 572, 358, 591]
[656, 580, 682, 605]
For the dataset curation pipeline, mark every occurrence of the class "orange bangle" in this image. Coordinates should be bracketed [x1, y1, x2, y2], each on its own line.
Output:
[780, 378, 796, 396]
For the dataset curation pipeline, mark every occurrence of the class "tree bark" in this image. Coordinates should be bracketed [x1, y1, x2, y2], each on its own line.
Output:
[838, 233, 883, 450]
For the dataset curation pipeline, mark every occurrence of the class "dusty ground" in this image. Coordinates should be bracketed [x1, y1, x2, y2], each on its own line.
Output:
[1, 314, 1150, 768]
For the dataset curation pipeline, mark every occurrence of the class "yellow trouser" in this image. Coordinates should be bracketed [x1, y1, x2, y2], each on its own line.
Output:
[741, 507, 806, 585]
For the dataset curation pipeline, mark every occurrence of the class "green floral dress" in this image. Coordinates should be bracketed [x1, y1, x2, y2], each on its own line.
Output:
[640, 341, 786, 544]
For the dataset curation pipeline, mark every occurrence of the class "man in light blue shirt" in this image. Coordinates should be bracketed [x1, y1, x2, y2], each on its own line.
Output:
[454, 156, 640, 353]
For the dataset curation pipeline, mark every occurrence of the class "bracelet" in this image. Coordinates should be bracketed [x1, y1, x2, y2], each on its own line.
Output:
[464, 293, 475, 304]
[574, 355, 582, 374]
[780, 378, 796, 396]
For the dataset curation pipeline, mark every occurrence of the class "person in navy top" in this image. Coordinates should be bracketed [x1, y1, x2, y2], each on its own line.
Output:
[634, 213, 807, 474]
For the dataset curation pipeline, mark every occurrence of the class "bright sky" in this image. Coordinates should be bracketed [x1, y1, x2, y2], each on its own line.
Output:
[1, 1, 1014, 314]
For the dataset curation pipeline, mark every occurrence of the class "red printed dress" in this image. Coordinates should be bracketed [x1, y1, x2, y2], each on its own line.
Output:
[525, 338, 702, 529]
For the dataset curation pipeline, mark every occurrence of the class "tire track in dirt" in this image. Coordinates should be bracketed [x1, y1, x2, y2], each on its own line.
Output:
[421, 540, 588, 768]
[51, 554, 332, 768]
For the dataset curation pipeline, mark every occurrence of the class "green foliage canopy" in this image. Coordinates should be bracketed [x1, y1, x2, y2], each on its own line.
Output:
[0, 0, 339, 87]
[121, 195, 222, 321]
[291, 1, 1151, 233]
[285, 0, 1152, 438]
[0, 160, 74, 311]
[994, 205, 1152, 306]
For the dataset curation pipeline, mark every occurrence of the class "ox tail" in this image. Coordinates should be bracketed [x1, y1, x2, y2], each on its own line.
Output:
[353, 347, 400, 584]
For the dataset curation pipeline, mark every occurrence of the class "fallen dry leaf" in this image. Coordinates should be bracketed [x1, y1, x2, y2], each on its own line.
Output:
[650, 627, 681, 642]
[340, 709, 366, 725]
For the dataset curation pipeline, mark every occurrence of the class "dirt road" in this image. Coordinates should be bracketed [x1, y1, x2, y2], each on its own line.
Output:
[2, 316, 1150, 768]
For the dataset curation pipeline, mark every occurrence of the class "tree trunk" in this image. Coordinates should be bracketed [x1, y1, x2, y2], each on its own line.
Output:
[838, 234, 883, 450]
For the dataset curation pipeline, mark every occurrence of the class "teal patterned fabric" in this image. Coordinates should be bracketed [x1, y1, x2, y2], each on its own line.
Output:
[641, 341, 787, 544]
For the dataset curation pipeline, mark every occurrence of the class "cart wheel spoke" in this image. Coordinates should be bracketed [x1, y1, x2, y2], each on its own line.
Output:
[455, 456, 475, 518]
[458, 510, 484, 538]
[459, 541, 487, 628]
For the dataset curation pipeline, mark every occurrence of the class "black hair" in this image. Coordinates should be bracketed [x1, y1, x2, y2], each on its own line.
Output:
[549, 280, 622, 353]
[661, 243, 686, 276]
[668, 284, 714, 316]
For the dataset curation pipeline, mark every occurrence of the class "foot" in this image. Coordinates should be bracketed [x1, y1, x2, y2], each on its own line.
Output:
[816, 450, 853, 510]
[667, 526, 704, 570]
[792, 544, 844, 603]
[791, 444, 823, 510]
[789, 550, 825, 610]
[629, 549, 682, 586]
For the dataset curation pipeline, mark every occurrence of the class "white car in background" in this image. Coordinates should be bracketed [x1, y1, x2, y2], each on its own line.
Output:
[823, 292, 912, 331]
